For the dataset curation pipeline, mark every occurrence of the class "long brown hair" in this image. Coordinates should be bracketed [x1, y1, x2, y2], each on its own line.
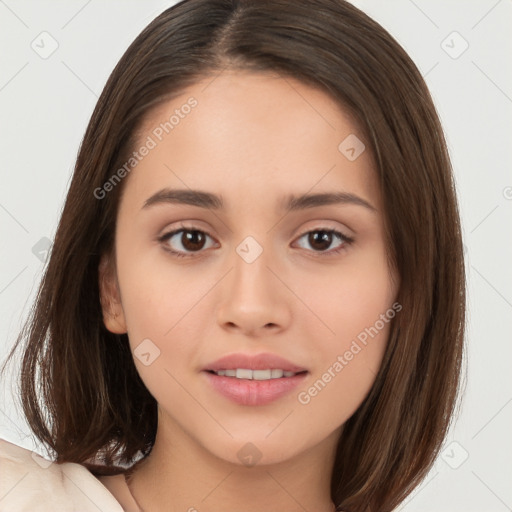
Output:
[1, 1, 466, 510]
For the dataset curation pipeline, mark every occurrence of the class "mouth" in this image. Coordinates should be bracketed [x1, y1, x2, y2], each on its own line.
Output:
[202, 353, 309, 406]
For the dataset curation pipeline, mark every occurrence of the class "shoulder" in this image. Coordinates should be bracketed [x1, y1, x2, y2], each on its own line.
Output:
[0, 437, 125, 511]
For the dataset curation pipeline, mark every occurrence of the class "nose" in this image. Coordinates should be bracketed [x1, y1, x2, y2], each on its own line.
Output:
[216, 242, 291, 337]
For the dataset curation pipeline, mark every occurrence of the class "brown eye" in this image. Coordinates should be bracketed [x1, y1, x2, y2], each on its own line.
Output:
[160, 228, 216, 256]
[180, 230, 207, 251]
[307, 231, 335, 251]
[294, 229, 353, 254]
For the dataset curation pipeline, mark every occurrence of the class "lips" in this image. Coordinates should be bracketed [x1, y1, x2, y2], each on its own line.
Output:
[203, 352, 307, 373]
[202, 352, 308, 406]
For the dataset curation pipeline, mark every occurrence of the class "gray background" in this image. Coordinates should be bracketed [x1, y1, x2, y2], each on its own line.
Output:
[1, 1, 511, 510]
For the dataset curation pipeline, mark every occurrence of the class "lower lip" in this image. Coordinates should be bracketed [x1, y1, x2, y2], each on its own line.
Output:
[203, 371, 308, 406]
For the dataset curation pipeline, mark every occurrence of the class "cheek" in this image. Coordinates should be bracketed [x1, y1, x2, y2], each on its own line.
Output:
[331, 265, 394, 362]
[115, 238, 200, 339]
[295, 243, 395, 347]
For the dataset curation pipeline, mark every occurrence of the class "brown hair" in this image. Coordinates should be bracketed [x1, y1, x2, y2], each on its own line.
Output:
[1, 1, 466, 510]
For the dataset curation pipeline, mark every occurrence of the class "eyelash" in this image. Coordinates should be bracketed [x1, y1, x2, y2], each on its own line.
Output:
[158, 224, 354, 259]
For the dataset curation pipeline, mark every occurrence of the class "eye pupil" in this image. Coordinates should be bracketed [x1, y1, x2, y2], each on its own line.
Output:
[309, 231, 332, 251]
[182, 230, 205, 251]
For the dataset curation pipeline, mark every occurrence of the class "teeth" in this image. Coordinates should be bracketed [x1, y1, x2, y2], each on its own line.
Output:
[213, 368, 299, 380]
[236, 368, 253, 379]
[253, 369, 271, 380]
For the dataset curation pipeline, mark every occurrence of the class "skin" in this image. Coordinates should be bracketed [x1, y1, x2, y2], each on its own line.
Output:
[99, 70, 398, 512]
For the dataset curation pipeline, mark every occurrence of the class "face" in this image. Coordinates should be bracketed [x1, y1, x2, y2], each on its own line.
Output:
[100, 70, 398, 467]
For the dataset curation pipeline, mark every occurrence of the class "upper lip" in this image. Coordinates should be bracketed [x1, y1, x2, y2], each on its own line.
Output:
[204, 353, 308, 373]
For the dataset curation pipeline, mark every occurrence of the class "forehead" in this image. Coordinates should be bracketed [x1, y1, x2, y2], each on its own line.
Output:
[124, 71, 380, 213]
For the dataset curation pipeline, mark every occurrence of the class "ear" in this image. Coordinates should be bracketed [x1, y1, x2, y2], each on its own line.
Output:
[98, 253, 127, 334]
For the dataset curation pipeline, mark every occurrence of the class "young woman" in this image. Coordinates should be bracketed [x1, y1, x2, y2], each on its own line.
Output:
[0, 0, 466, 511]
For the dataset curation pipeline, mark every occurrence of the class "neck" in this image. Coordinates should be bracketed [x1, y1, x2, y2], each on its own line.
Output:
[126, 413, 339, 512]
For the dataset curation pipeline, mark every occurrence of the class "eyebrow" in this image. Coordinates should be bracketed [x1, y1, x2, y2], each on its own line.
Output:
[142, 188, 377, 213]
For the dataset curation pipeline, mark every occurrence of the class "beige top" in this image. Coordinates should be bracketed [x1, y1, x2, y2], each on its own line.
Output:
[0, 437, 140, 511]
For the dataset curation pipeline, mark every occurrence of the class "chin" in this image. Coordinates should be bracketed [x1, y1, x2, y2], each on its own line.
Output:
[198, 429, 315, 469]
